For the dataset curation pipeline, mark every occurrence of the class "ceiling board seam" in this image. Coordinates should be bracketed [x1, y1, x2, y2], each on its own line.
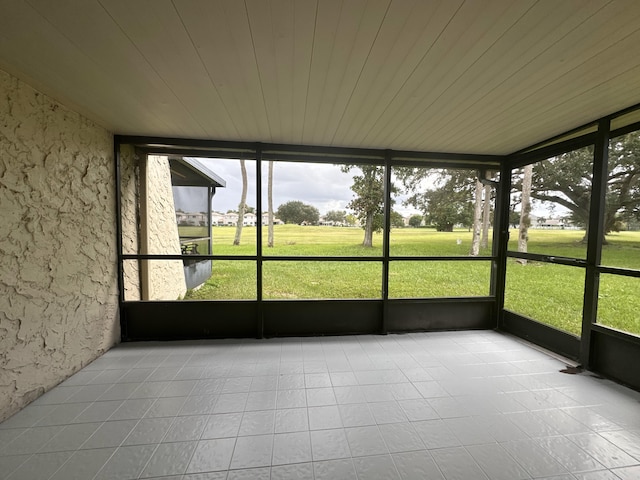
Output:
[301, 0, 320, 143]
[5, 0, 640, 153]
[305, 0, 350, 143]
[170, 0, 241, 139]
[490, 63, 640, 152]
[317, 0, 371, 142]
[0, 9, 114, 130]
[96, 0, 206, 137]
[393, 0, 539, 148]
[462, 20, 640, 147]
[244, 0, 273, 142]
[21, 0, 178, 134]
[426, 0, 615, 144]
[353, 0, 465, 147]
[332, 1, 462, 147]
[328, 0, 392, 145]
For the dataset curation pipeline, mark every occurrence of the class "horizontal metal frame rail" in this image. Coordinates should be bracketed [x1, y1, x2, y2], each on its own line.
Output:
[136, 149, 502, 171]
[611, 119, 640, 138]
[122, 296, 496, 304]
[597, 266, 640, 278]
[591, 323, 640, 345]
[122, 254, 494, 262]
[509, 132, 596, 168]
[511, 101, 640, 157]
[117, 135, 505, 167]
[505, 251, 587, 267]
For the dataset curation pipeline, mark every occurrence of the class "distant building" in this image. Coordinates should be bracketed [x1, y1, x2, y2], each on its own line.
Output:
[261, 213, 283, 225]
[223, 213, 239, 226]
[210, 211, 285, 227]
[243, 212, 257, 226]
[318, 216, 347, 227]
[211, 211, 226, 226]
[531, 215, 575, 229]
[176, 211, 207, 226]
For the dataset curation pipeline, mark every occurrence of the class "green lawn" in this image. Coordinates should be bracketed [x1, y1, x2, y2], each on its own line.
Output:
[181, 224, 493, 257]
[183, 225, 640, 337]
[504, 229, 640, 336]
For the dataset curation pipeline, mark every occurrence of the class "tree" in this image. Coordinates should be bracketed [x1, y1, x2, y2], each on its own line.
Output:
[408, 214, 423, 228]
[276, 200, 319, 225]
[267, 161, 274, 247]
[390, 210, 405, 228]
[233, 159, 248, 246]
[425, 188, 474, 231]
[517, 164, 533, 264]
[325, 210, 347, 224]
[344, 214, 357, 226]
[608, 132, 640, 227]
[342, 165, 389, 247]
[480, 180, 492, 249]
[468, 171, 495, 253]
[470, 177, 483, 256]
[509, 208, 521, 228]
[397, 168, 475, 232]
[513, 132, 640, 243]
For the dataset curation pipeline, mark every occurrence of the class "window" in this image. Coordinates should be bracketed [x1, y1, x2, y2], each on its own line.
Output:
[390, 167, 495, 256]
[260, 160, 383, 256]
[508, 146, 594, 259]
[600, 130, 640, 270]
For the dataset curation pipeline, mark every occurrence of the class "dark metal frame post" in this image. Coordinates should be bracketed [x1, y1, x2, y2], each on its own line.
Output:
[207, 186, 213, 255]
[494, 161, 512, 329]
[381, 151, 392, 334]
[256, 144, 264, 338]
[581, 118, 610, 367]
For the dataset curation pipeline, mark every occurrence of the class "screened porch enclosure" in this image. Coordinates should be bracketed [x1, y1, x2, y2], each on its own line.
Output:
[117, 103, 640, 392]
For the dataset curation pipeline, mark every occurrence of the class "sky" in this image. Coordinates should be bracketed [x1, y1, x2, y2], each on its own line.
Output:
[172, 157, 422, 217]
[171, 157, 570, 221]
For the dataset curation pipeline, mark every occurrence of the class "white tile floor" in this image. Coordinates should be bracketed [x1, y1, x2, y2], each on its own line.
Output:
[1, 331, 640, 479]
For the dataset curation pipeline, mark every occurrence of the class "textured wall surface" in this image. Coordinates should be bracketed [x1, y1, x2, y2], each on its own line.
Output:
[120, 144, 141, 301]
[142, 155, 186, 300]
[0, 69, 120, 422]
[120, 151, 186, 300]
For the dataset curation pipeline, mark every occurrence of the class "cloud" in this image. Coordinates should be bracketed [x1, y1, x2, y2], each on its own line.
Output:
[171, 157, 422, 217]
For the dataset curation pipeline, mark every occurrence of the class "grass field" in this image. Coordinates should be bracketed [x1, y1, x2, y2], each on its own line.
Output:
[182, 225, 639, 337]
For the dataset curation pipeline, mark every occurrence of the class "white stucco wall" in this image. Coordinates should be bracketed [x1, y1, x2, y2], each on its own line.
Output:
[0, 69, 120, 422]
[120, 151, 187, 300]
[120, 145, 141, 301]
[141, 155, 187, 300]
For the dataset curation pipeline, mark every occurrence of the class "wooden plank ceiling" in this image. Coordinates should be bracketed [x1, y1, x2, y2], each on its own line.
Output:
[1, 0, 640, 155]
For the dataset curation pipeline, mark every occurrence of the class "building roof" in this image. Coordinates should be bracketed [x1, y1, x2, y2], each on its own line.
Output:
[169, 157, 226, 187]
[1, 1, 640, 156]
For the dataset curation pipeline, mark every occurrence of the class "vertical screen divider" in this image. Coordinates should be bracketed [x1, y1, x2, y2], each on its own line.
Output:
[256, 145, 264, 338]
[382, 152, 392, 334]
[581, 119, 610, 366]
